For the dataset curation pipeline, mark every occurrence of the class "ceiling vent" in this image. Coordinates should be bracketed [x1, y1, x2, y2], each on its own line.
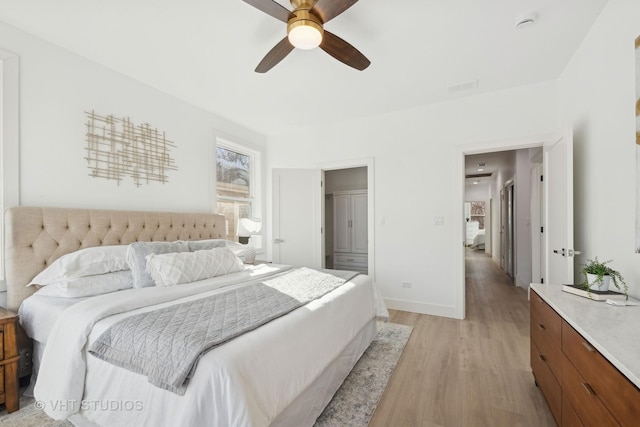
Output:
[448, 79, 478, 94]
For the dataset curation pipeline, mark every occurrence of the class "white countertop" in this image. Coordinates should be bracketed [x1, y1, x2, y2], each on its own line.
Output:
[530, 283, 640, 389]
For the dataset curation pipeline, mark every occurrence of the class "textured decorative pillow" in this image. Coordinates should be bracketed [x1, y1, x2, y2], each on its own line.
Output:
[187, 239, 227, 252]
[28, 245, 129, 286]
[225, 241, 257, 264]
[34, 271, 133, 298]
[145, 246, 244, 287]
[126, 241, 189, 288]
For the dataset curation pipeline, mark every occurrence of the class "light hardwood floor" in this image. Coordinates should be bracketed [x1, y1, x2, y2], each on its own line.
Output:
[369, 249, 556, 427]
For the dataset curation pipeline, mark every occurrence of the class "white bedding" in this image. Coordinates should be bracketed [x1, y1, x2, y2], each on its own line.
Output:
[19, 294, 87, 344]
[30, 265, 382, 426]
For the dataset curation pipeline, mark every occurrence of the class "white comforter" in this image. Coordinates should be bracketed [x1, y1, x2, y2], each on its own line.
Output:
[33, 265, 380, 426]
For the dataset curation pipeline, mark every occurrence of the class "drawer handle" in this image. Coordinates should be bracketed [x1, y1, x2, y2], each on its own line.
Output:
[537, 323, 545, 330]
[582, 341, 596, 353]
[538, 354, 546, 362]
[582, 382, 596, 396]
[346, 258, 354, 261]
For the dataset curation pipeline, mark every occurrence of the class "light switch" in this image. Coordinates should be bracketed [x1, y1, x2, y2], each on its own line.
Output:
[434, 216, 444, 226]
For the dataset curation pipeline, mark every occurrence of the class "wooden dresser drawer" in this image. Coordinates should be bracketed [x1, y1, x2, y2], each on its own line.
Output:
[531, 339, 561, 425]
[562, 393, 584, 427]
[562, 320, 640, 426]
[562, 353, 619, 426]
[530, 290, 562, 380]
[0, 328, 4, 359]
[530, 290, 562, 343]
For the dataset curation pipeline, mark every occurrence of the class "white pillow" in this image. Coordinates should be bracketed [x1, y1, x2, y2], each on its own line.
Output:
[186, 239, 227, 252]
[225, 241, 257, 264]
[34, 271, 133, 298]
[145, 246, 244, 287]
[28, 245, 129, 286]
[126, 241, 190, 288]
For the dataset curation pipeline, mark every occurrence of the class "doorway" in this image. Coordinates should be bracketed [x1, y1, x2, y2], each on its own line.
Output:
[501, 179, 515, 279]
[459, 140, 546, 319]
[324, 167, 368, 274]
[271, 157, 375, 281]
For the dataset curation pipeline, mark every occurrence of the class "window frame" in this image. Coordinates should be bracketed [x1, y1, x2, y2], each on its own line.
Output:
[213, 135, 264, 253]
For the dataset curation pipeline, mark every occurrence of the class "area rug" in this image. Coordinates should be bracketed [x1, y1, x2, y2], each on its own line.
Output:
[0, 322, 412, 427]
[314, 321, 413, 426]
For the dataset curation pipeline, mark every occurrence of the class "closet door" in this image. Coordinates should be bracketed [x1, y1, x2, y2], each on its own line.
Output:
[351, 193, 368, 253]
[333, 194, 351, 252]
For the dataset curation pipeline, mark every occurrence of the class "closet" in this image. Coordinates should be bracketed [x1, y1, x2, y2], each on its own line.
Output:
[333, 190, 368, 274]
[324, 167, 368, 274]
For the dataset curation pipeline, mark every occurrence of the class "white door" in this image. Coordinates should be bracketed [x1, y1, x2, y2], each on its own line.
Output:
[272, 169, 323, 268]
[544, 129, 575, 284]
[351, 193, 368, 253]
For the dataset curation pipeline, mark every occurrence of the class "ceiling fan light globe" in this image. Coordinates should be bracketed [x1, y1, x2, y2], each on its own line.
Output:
[288, 24, 322, 50]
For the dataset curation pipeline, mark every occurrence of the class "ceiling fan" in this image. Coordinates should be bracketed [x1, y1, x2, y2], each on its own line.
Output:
[243, 0, 371, 73]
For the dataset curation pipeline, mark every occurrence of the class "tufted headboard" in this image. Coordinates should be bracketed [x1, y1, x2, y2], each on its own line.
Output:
[4, 206, 227, 312]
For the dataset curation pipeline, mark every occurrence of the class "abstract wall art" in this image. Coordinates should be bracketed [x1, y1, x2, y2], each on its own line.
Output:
[85, 110, 177, 187]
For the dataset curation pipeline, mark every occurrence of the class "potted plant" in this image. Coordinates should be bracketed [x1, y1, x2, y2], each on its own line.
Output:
[581, 257, 627, 296]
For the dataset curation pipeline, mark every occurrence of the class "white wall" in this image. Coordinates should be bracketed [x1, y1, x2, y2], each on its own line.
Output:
[267, 82, 557, 318]
[464, 183, 490, 201]
[558, 0, 640, 298]
[515, 149, 532, 287]
[0, 23, 266, 307]
[0, 22, 265, 212]
[325, 167, 367, 193]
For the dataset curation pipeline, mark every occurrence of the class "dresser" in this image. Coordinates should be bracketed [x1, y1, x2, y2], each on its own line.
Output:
[0, 308, 20, 413]
[333, 191, 368, 274]
[530, 284, 640, 426]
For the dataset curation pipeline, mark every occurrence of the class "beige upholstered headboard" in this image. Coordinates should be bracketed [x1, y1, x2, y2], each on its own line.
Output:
[4, 206, 227, 312]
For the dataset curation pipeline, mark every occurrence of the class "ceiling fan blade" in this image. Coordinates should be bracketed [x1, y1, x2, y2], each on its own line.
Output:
[242, 0, 292, 23]
[312, 0, 359, 23]
[320, 30, 370, 71]
[255, 37, 295, 73]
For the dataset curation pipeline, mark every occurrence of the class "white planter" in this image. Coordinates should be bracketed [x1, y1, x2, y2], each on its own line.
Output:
[586, 273, 610, 291]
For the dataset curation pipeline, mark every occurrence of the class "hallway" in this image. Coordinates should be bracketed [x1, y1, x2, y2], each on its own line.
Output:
[370, 249, 556, 426]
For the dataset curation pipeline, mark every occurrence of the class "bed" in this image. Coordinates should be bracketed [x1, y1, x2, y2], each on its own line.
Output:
[470, 230, 485, 250]
[5, 206, 384, 426]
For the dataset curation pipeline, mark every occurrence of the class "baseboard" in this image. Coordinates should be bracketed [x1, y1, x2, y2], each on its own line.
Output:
[384, 298, 459, 319]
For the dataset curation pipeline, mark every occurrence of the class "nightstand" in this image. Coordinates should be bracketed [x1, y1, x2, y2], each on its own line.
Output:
[0, 308, 20, 413]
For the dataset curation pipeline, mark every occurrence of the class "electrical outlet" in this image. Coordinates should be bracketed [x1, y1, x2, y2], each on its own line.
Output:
[401, 281, 412, 288]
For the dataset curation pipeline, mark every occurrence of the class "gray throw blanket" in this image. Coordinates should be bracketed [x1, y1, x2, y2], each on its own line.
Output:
[88, 267, 358, 394]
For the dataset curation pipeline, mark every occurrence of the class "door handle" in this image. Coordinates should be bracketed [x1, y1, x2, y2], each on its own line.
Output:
[274, 238, 284, 244]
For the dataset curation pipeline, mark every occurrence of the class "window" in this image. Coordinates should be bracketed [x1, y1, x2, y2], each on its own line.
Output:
[215, 138, 263, 250]
[470, 201, 486, 229]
